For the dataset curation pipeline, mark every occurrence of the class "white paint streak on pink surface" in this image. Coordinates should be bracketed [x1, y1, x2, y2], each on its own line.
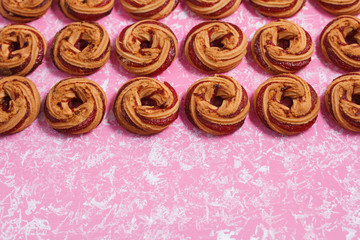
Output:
[0, 0, 360, 239]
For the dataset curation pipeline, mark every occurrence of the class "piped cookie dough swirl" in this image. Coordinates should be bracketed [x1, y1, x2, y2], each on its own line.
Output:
[317, 0, 360, 15]
[0, 24, 46, 76]
[0, 76, 40, 134]
[251, 20, 313, 75]
[185, 75, 250, 135]
[51, 22, 110, 76]
[59, 0, 114, 21]
[320, 16, 360, 71]
[116, 20, 178, 76]
[254, 74, 320, 135]
[325, 73, 360, 132]
[186, 0, 242, 19]
[113, 77, 179, 135]
[0, 0, 52, 22]
[120, 0, 179, 20]
[44, 78, 107, 134]
[249, 0, 305, 18]
[184, 21, 247, 73]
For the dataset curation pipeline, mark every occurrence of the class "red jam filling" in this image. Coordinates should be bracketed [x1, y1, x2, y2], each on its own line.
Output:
[196, 111, 245, 134]
[68, 97, 83, 110]
[187, 0, 215, 7]
[123, 0, 144, 7]
[3, 102, 30, 134]
[30, 0, 49, 8]
[255, 82, 272, 128]
[203, 0, 236, 17]
[140, 40, 152, 50]
[266, 53, 311, 71]
[74, 38, 89, 51]
[44, 97, 63, 123]
[209, 32, 234, 49]
[56, 50, 101, 74]
[280, 96, 293, 109]
[120, 99, 142, 130]
[95, 0, 111, 7]
[250, 0, 299, 13]
[27, 30, 45, 75]
[268, 110, 318, 134]
[130, 0, 178, 18]
[210, 96, 223, 107]
[277, 39, 290, 49]
[225, 86, 248, 118]
[345, 29, 359, 45]
[340, 107, 360, 128]
[57, 106, 97, 133]
[320, 0, 358, 10]
[1, 95, 11, 112]
[1, 2, 33, 19]
[141, 97, 157, 107]
[163, 82, 178, 108]
[187, 35, 214, 72]
[8, 41, 21, 52]
[149, 40, 176, 76]
[323, 35, 359, 71]
[8, 52, 32, 75]
[2, 0, 49, 20]
[352, 93, 360, 105]
[64, 0, 112, 21]
[139, 111, 178, 126]
[253, 30, 273, 72]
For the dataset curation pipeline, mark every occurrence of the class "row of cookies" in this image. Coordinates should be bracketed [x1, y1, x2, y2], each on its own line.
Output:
[2, 16, 360, 78]
[1, 0, 359, 23]
[1, 72, 359, 136]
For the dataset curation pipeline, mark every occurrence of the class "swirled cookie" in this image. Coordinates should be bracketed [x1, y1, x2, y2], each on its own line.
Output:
[0, 24, 46, 76]
[116, 20, 178, 76]
[317, 0, 360, 15]
[320, 15, 360, 71]
[51, 22, 110, 76]
[185, 75, 249, 135]
[186, 0, 242, 19]
[254, 74, 320, 135]
[113, 77, 179, 135]
[249, 0, 305, 18]
[44, 78, 107, 134]
[251, 19, 313, 74]
[120, 0, 179, 20]
[59, 0, 114, 21]
[0, 0, 52, 22]
[184, 21, 247, 73]
[325, 73, 360, 132]
[0, 76, 40, 134]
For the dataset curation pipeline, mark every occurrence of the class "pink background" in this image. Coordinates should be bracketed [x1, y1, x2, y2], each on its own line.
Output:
[1, 0, 360, 239]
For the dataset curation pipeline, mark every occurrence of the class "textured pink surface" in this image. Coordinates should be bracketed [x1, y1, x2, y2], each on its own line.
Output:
[1, 1, 360, 239]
